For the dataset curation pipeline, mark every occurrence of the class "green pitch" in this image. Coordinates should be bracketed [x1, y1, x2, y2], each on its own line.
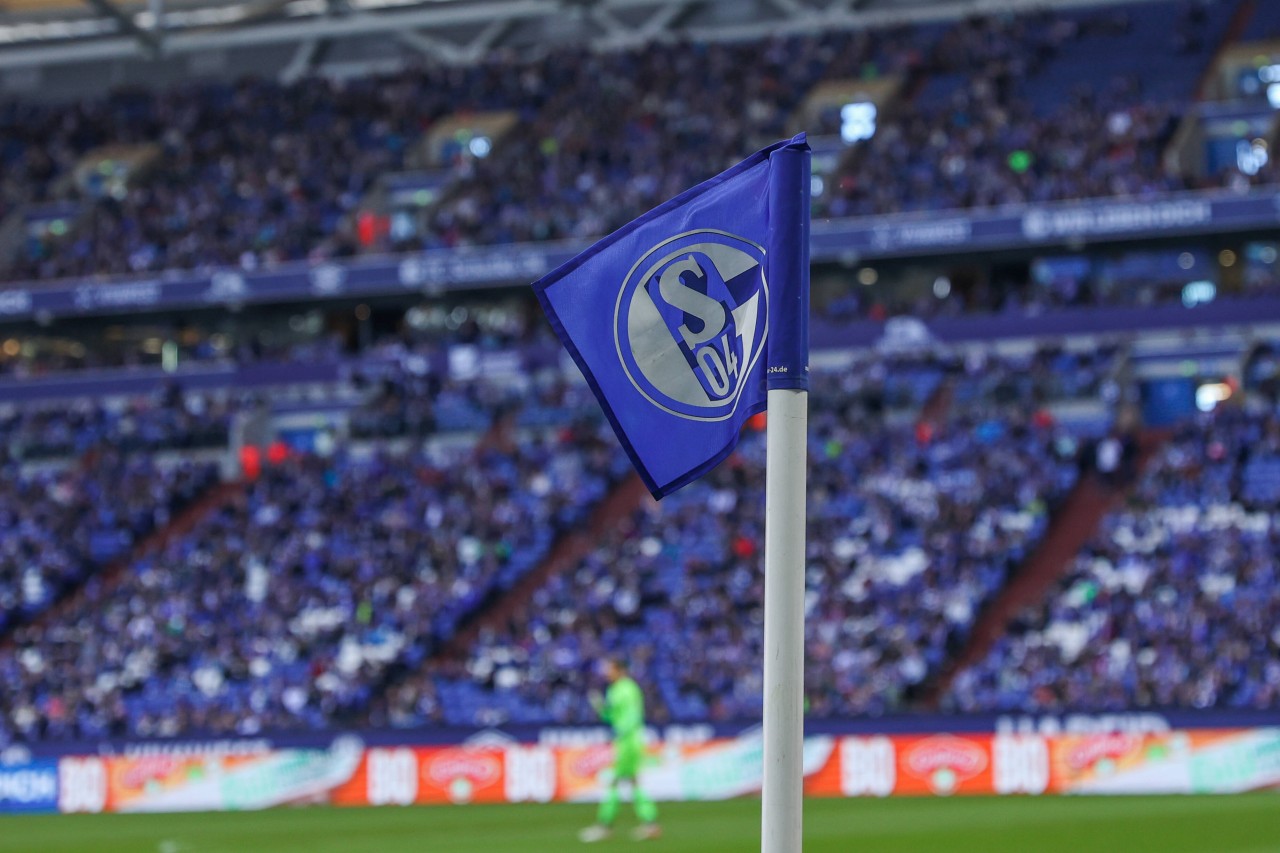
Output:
[1, 795, 1277, 853]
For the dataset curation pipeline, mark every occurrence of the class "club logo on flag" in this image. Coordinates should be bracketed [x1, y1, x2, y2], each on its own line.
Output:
[615, 230, 769, 422]
[533, 132, 809, 498]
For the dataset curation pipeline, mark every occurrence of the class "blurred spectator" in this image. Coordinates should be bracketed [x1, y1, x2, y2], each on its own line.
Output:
[0, 452, 217, 637]
[1, 2, 1255, 288]
[425, 355, 1082, 726]
[0, 420, 624, 742]
[0, 392, 234, 460]
[948, 405, 1280, 712]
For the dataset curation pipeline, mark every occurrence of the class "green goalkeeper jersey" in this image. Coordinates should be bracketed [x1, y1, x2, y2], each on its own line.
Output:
[600, 676, 645, 739]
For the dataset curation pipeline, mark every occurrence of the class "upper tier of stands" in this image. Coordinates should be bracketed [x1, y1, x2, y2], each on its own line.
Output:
[816, 2, 1251, 216]
[0, 0, 1273, 287]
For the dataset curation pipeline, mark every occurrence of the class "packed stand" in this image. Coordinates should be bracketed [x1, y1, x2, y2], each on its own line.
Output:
[0, 389, 227, 635]
[1, 28, 919, 284]
[5, 70, 523, 282]
[0, 419, 625, 743]
[950, 344, 1117, 409]
[347, 307, 606, 439]
[415, 29, 922, 250]
[0, 1, 1271, 288]
[0, 451, 218, 638]
[803, 345, 1114, 413]
[817, 2, 1242, 217]
[0, 390, 234, 461]
[947, 405, 1280, 712]
[351, 362, 606, 439]
[0, 95, 155, 243]
[425, 355, 1084, 726]
[0, 2, 1269, 301]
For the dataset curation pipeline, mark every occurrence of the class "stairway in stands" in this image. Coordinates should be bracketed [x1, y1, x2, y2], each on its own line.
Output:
[467, 409, 653, 635]
[0, 478, 239, 651]
[361, 410, 649, 722]
[923, 430, 1168, 707]
[443, 472, 649, 658]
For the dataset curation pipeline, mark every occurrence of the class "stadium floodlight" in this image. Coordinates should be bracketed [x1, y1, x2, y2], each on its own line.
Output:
[840, 101, 877, 144]
[533, 134, 812, 853]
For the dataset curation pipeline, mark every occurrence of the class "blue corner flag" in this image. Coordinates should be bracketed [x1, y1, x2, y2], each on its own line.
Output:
[533, 133, 811, 499]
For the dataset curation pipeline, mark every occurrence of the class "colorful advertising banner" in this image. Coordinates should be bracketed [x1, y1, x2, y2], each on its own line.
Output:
[1049, 731, 1190, 794]
[554, 732, 835, 803]
[331, 746, 525, 807]
[62, 737, 366, 814]
[41, 726, 1280, 814]
[1188, 729, 1280, 794]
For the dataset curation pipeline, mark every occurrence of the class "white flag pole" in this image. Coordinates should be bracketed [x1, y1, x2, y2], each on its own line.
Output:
[761, 386, 808, 853]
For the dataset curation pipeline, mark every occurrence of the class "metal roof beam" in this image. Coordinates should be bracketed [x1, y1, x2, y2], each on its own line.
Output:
[395, 27, 467, 63]
[462, 17, 514, 60]
[0, 0, 1184, 71]
[81, 0, 162, 56]
[635, 0, 690, 39]
[766, 0, 811, 18]
[278, 35, 319, 82]
[590, 5, 630, 38]
[0, 0, 562, 68]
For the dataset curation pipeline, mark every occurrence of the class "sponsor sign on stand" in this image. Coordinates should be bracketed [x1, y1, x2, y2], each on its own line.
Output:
[0, 761, 58, 813]
[4, 188, 1276, 322]
[0, 289, 32, 317]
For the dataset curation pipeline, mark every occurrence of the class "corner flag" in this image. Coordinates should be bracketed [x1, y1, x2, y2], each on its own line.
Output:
[533, 134, 812, 853]
[532, 133, 811, 499]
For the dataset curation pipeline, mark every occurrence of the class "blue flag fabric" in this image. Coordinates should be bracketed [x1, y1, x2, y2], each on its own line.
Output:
[533, 133, 811, 499]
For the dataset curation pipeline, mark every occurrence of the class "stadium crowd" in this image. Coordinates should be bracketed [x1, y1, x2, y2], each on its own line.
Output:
[411, 28, 919, 251]
[815, 2, 1243, 216]
[2, 0, 1278, 746]
[947, 405, 1280, 712]
[425, 355, 1084, 726]
[0, 417, 622, 742]
[2, 333, 1278, 743]
[0, 0, 1268, 286]
[0, 380, 232, 651]
[2, 28, 912, 283]
[0, 452, 217, 639]
[0, 391, 234, 460]
[3, 68, 514, 281]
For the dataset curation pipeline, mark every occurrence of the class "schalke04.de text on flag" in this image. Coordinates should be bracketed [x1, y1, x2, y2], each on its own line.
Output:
[533, 133, 811, 498]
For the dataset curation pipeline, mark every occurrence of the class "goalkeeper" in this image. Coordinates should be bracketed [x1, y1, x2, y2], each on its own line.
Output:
[578, 659, 661, 842]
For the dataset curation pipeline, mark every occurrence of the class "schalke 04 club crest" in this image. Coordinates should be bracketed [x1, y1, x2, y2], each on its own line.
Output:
[614, 230, 769, 422]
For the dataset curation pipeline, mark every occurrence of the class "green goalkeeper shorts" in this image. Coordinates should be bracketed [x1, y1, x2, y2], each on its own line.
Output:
[613, 733, 644, 780]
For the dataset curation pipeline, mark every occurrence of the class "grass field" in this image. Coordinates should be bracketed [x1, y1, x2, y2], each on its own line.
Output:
[1, 795, 1278, 853]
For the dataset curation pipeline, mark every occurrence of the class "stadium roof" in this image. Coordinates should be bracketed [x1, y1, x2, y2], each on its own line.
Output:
[0, 0, 1163, 79]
